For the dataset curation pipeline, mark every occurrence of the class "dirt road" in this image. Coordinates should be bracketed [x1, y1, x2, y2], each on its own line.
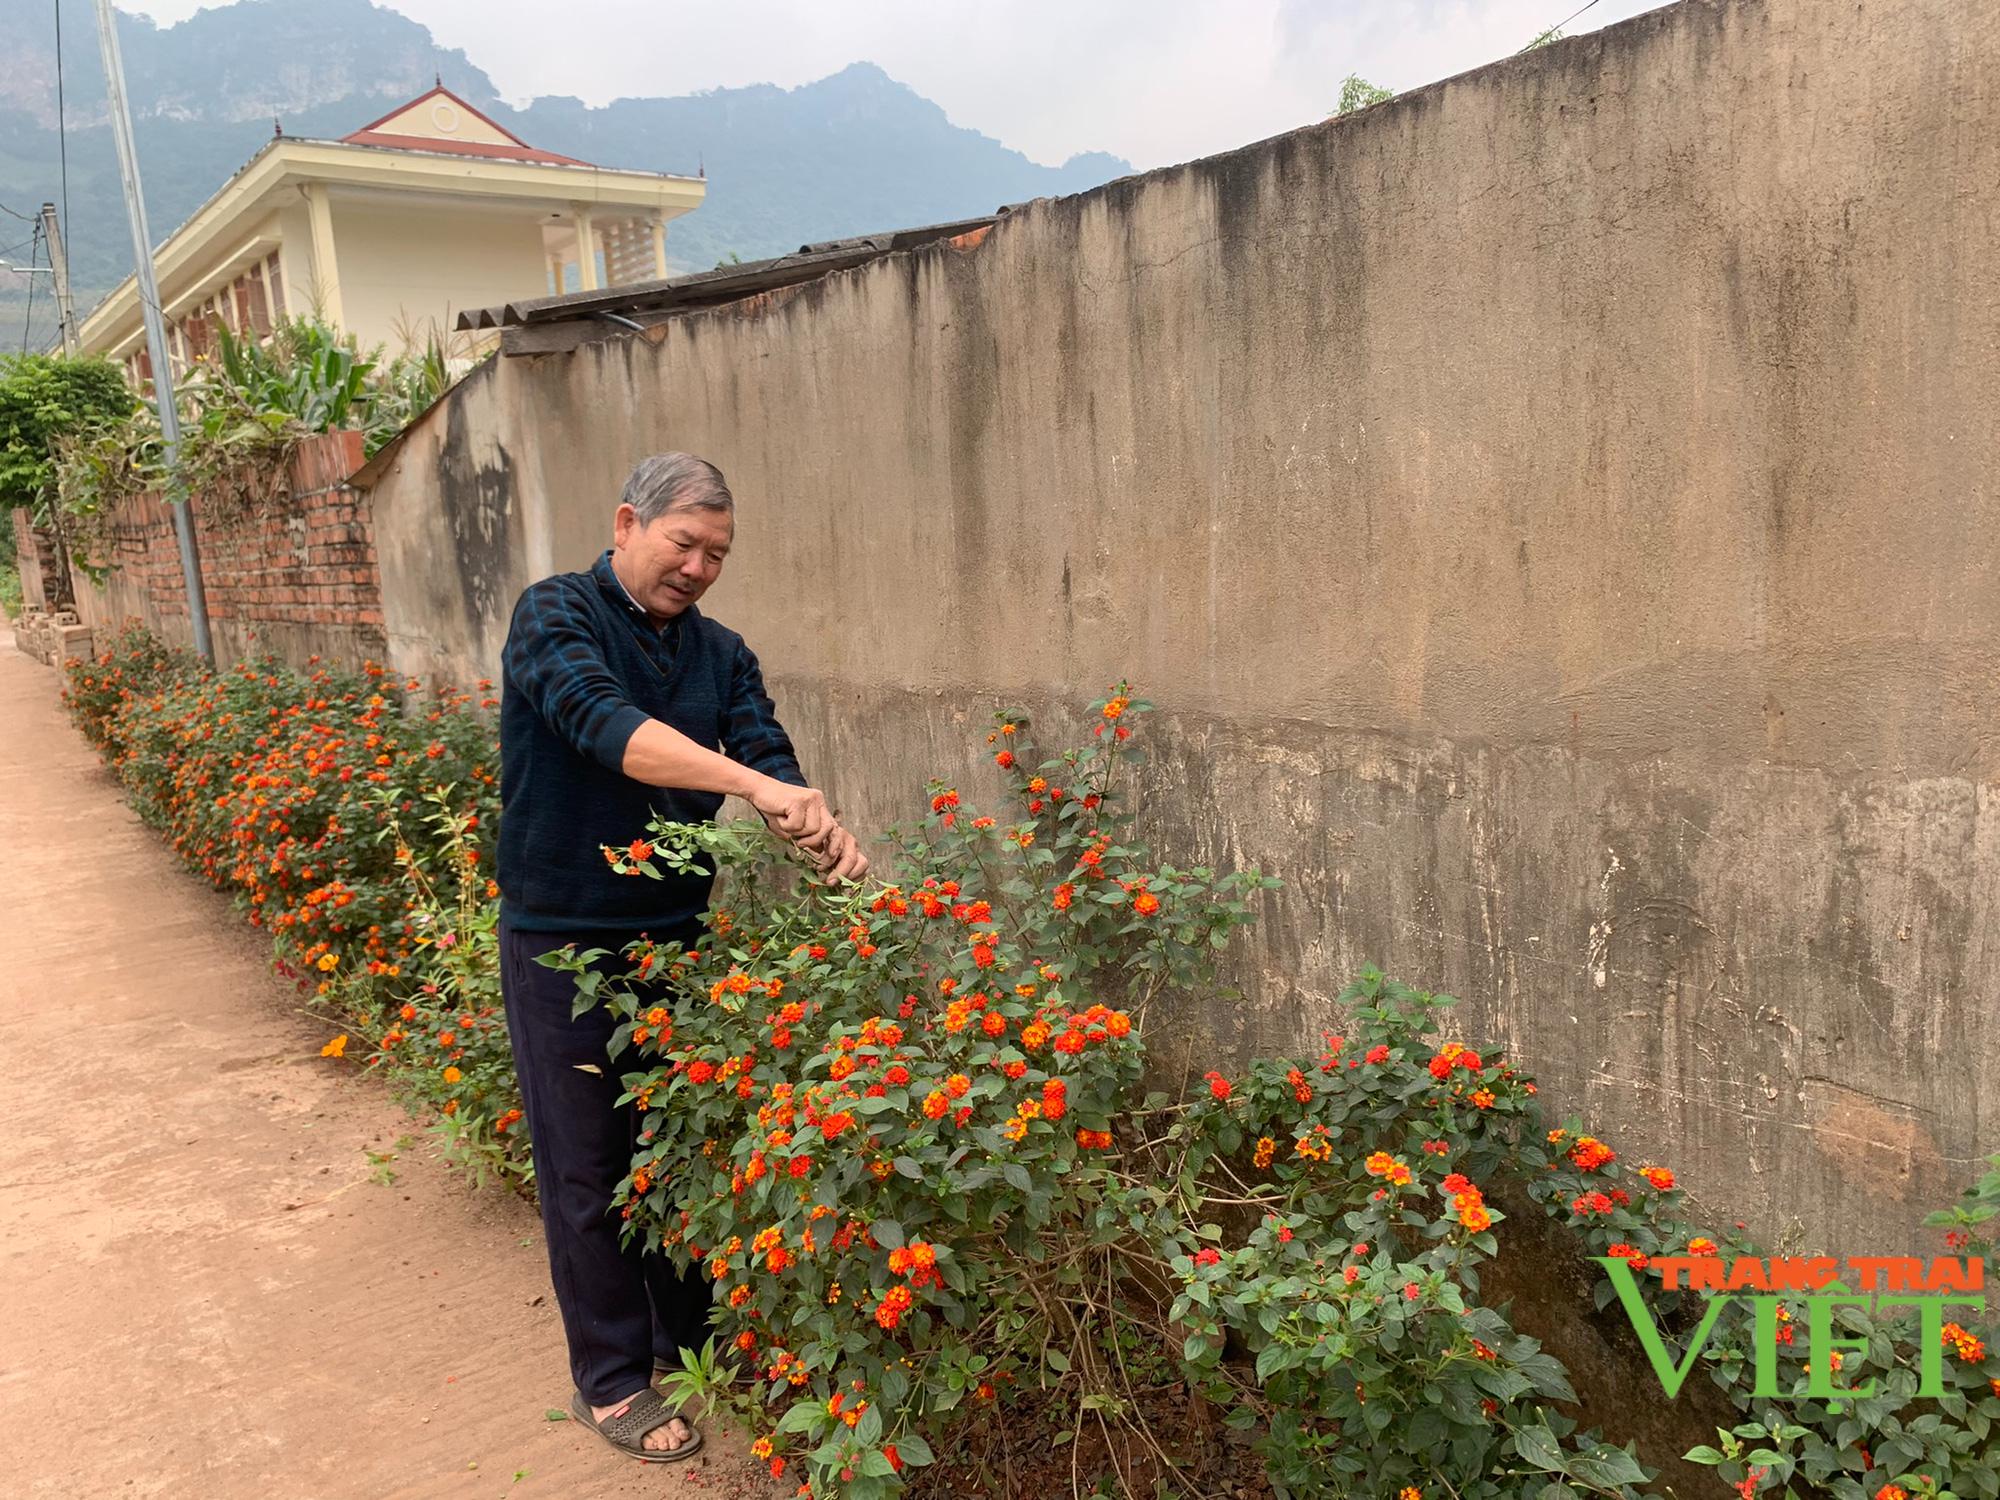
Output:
[0, 631, 771, 1499]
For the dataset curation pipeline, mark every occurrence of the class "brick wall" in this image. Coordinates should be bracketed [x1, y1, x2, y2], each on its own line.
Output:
[77, 428, 386, 667]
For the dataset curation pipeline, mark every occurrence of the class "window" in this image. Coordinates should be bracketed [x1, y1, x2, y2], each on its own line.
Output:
[239, 263, 271, 335]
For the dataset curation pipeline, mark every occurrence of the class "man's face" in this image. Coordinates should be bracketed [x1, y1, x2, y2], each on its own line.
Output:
[611, 501, 734, 620]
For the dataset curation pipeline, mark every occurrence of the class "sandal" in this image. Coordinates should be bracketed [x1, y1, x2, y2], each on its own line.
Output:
[568, 1386, 704, 1464]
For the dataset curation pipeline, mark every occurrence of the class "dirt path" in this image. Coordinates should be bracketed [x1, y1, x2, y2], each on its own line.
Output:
[0, 631, 774, 1500]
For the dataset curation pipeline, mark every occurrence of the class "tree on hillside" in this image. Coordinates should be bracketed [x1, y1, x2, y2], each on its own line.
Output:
[0, 355, 135, 606]
[1333, 74, 1395, 115]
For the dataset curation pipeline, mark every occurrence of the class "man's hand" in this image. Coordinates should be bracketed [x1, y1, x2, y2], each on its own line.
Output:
[748, 778, 833, 851]
[806, 823, 870, 884]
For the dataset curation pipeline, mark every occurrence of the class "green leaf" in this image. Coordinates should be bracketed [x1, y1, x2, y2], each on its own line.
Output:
[893, 1156, 924, 1180]
[870, 1218, 907, 1249]
[1571, 1446, 1649, 1490]
[1513, 1423, 1566, 1472]
[1684, 1447, 1727, 1466]
[543, 1409, 568, 1422]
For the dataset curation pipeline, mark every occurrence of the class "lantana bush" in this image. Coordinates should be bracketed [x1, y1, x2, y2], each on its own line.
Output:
[64, 629, 1998, 1500]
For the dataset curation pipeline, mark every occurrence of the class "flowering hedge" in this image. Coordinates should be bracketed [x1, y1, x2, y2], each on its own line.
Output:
[63, 628, 1998, 1500]
[63, 621, 529, 1180]
[550, 691, 2000, 1500]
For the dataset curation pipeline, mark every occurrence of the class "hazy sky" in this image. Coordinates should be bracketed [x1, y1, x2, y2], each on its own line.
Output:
[120, 0, 1668, 170]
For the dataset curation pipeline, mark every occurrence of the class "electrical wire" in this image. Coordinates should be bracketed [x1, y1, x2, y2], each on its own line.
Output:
[1536, 0, 1604, 41]
[0, 201, 37, 223]
[56, 0, 71, 267]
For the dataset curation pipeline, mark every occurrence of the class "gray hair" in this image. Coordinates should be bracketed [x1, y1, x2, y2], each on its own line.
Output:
[620, 452, 735, 524]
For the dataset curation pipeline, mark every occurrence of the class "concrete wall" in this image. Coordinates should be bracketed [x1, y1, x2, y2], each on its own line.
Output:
[359, 0, 2000, 1256]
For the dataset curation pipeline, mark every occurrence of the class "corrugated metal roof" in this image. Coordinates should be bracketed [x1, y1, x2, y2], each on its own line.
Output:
[454, 211, 1009, 333]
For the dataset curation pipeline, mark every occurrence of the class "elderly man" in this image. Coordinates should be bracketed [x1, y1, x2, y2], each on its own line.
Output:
[496, 453, 865, 1463]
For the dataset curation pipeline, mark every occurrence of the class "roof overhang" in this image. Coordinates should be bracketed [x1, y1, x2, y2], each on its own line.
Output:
[77, 137, 706, 358]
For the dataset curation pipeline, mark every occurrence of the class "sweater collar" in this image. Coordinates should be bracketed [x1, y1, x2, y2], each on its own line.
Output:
[594, 549, 694, 634]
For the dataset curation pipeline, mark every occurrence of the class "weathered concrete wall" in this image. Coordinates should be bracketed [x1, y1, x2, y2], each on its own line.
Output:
[75, 430, 387, 667]
[360, 0, 2000, 1256]
[11, 508, 55, 611]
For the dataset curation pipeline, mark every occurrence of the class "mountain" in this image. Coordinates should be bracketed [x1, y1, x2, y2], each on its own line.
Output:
[0, 0, 1131, 346]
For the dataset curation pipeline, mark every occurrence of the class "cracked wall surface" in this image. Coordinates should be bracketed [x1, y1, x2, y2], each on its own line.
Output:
[363, 0, 2000, 1254]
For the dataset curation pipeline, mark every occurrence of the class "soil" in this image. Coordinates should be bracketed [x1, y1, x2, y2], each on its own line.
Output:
[909, 1382, 1279, 1500]
[0, 629, 785, 1500]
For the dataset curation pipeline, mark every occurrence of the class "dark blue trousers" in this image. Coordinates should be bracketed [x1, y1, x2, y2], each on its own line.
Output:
[498, 918, 711, 1405]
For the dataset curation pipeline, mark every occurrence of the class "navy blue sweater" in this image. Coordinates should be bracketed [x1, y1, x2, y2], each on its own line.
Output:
[497, 551, 806, 934]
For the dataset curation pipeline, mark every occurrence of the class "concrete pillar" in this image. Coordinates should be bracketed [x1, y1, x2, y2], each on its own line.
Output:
[302, 182, 345, 328]
[652, 216, 669, 279]
[547, 252, 566, 297]
[572, 206, 599, 292]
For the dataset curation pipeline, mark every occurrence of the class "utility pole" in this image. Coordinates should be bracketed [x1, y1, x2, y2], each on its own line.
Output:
[90, 0, 214, 665]
[37, 203, 77, 356]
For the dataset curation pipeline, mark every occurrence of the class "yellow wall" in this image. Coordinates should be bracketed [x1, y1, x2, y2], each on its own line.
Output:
[329, 198, 549, 356]
[274, 199, 319, 323]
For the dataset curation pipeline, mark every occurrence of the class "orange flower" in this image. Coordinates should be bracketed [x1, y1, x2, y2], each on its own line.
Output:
[1942, 1321, 1987, 1363]
[1569, 1136, 1616, 1171]
[874, 1285, 913, 1329]
[319, 1034, 348, 1058]
[1132, 889, 1161, 917]
[442, 1065, 462, 1084]
[1637, 1165, 1675, 1191]
[1687, 1237, 1719, 1257]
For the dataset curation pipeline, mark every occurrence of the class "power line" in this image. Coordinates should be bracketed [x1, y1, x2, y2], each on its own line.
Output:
[56, 0, 71, 265]
[0, 201, 37, 223]
[1534, 0, 1605, 42]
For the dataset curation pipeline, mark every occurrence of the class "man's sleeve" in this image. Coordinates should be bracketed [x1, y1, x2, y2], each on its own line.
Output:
[722, 636, 807, 787]
[502, 582, 649, 772]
